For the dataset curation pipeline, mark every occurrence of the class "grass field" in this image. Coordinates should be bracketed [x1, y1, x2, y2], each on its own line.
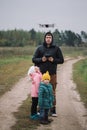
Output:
[0, 56, 33, 96]
[11, 96, 40, 130]
[0, 46, 87, 130]
[0, 46, 35, 57]
[62, 46, 87, 57]
[1, 46, 87, 96]
[0, 46, 35, 96]
[73, 59, 87, 108]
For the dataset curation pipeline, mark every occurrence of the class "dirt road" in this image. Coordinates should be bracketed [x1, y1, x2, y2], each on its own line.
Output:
[37, 58, 87, 130]
[0, 76, 31, 130]
[0, 58, 87, 130]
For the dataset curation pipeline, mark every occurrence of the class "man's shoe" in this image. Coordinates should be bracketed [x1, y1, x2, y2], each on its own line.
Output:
[51, 113, 57, 117]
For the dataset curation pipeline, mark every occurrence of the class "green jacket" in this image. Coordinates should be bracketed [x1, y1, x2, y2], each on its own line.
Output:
[38, 82, 54, 109]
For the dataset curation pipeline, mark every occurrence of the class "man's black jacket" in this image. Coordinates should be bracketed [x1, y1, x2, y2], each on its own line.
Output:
[32, 43, 64, 75]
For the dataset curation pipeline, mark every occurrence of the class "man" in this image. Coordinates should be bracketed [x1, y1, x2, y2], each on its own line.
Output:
[32, 32, 64, 116]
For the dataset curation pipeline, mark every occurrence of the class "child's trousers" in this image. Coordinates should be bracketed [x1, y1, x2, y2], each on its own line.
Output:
[39, 108, 49, 121]
[31, 97, 38, 115]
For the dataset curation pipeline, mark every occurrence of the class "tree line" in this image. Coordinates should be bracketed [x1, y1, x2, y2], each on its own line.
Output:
[0, 29, 87, 47]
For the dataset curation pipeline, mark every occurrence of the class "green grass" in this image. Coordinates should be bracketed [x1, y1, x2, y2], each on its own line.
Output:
[0, 56, 32, 66]
[1, 46, 87, 58]
[0, 46, 36, 96]
[61, 46, 87, 57]
[0, 46, 40, 130]
[73, 58, 87, 108]
[0, 46, 36, 57]
[0, 56, 33, 96]
[0, 46, 87, 130]
[11, 96, 40, 130]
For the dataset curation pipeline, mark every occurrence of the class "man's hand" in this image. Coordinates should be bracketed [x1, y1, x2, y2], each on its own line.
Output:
[48, 57, 54, 62]
[42, 56, 47, 62]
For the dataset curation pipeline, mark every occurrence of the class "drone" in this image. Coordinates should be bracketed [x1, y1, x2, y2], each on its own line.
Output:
[39, 24, 55, 28]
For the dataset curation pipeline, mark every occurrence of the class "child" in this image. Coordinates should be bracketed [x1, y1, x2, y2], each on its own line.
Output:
[38, 71, 54, 124]
[28, 65, 42, 119]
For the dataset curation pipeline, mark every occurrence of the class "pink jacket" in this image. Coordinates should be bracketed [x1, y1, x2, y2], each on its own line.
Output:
[30, 72, 42, 97]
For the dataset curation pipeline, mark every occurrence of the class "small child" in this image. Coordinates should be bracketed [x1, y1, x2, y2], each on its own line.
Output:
[38, 71, 54, 124]
[28, 65, 42, 119]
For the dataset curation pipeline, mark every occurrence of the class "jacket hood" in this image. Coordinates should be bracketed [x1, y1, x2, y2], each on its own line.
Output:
[43, 32, 53, 47]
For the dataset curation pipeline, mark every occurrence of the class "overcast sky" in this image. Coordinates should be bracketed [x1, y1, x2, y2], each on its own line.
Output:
[0, 0, 87, 33]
